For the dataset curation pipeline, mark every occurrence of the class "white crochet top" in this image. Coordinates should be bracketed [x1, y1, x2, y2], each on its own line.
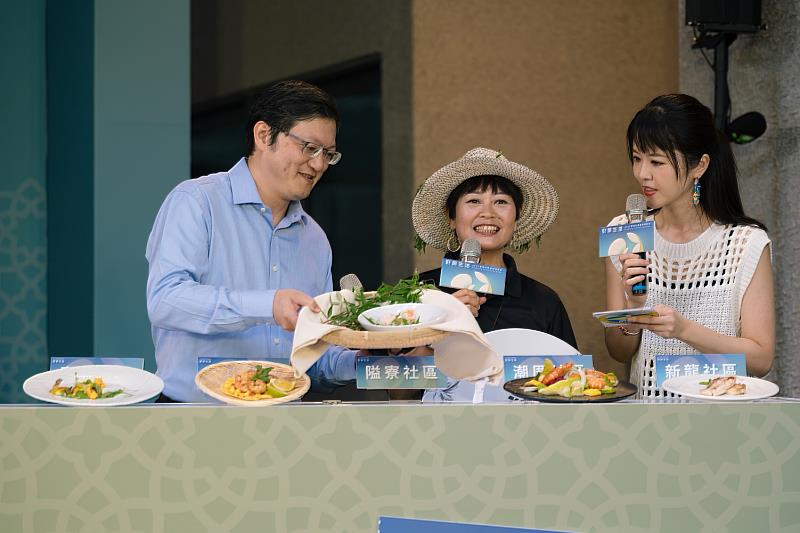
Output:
[609, 214, 771, 398]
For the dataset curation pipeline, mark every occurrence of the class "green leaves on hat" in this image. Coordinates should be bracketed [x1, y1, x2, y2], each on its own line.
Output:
[413, 234, 427, 253]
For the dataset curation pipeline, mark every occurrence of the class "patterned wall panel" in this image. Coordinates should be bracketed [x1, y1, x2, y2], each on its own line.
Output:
[1, 1, 48, 404]
[0, 179, 47, 403]
[1, 402, 799, 532]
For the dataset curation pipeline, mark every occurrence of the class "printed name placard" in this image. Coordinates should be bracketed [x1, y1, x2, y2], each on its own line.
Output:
[196, 356, 289, 372]
[356, 356, 447, 389]
[379, 515, 561, 533]
[49, 357, 145, 370]
[502, 355, 593, 382]
[439, 259, 506, 295]
[654, 354, 746, 387]
[598, 220, 655, 257]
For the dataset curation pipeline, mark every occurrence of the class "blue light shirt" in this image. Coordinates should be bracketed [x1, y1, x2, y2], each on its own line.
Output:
[146, 158, 355, 402]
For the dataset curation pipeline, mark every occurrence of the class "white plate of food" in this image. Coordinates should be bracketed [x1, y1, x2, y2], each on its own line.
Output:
[661, 374, 779, 401]
[23, 365, 164, 406]
[357, 303, 447, 332]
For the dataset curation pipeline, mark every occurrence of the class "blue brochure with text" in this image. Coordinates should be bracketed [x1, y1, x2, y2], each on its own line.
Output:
[598, 220, 654, 257]
[440, 259, 506, 295]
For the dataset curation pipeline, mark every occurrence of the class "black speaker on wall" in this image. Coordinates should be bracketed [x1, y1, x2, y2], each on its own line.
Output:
[686, 0, 766, 142]
[686, 0, 762, 33]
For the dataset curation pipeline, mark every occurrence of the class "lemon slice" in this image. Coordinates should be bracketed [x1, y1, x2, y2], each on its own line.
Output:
[538, 378, 573, 397]
[267, 378, 296, 398]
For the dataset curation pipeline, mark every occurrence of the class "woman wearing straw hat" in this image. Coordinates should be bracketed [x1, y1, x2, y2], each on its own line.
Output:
[409, 148, 577, 401]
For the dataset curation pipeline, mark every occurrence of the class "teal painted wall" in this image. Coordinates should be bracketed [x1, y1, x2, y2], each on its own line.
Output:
[0, 1, 48, 403]
[47, 0, 95, 365]
[0, 0, 188, 403]
[93, 0, 190, 370]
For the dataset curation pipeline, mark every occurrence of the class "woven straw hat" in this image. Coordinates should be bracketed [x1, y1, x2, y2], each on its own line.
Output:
[412, 147, 559, 253]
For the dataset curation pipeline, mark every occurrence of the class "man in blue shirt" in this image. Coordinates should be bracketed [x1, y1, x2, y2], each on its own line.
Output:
[146, 80, 355, 402]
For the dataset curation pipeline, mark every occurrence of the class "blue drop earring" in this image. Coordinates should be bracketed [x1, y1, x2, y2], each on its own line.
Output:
[692, 177, 701, 206]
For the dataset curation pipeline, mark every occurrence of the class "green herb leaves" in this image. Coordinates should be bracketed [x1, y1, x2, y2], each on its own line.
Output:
[324, 272, 436, 330]
[250, 365, 273, 383]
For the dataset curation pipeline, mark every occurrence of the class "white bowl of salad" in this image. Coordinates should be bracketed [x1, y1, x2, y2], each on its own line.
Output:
[357, 303, 447, 332]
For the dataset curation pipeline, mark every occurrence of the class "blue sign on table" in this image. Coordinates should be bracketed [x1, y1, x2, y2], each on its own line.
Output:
[356, 356, 447, 389]
[440, 259, 507, 295]
[196, 356, 288, 372]
[654, 354, 746, 387]
[598, 220, 654, 257]
[502, 355, 593, 382]
[50, 356, 145, 370]
[379, 516, 565, 532]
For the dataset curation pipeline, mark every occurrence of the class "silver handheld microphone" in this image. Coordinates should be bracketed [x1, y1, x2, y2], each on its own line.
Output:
[339, 273, 364, 291]
[459, 239, 481, 264]
[625, 193, 647, 223]
[624, 194, 648, 295]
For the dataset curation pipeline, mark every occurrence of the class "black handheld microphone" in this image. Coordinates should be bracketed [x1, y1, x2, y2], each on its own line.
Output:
[459, 239, 481, 264]
[625, 194, 648, 296]
[339, 273, 363, 291]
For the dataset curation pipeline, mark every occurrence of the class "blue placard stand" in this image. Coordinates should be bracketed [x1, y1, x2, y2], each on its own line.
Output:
[379, 516, 566, 533]
[196, 356, 289, 372]
[503, 355, 593, 382]
[49, 356, 145, 370]
[654, 354, 746, 387]
[356, 356, 447, 389]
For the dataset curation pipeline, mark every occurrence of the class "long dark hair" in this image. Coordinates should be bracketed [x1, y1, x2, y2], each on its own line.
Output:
[245, 80, 339, 154]
[626, 93, 766, 230]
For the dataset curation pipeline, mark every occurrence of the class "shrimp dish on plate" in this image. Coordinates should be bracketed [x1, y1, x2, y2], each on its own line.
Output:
[222, 364, 297, 400]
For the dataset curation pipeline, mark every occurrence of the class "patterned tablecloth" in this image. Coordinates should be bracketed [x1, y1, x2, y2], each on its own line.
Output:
[1, 400, 799, 532]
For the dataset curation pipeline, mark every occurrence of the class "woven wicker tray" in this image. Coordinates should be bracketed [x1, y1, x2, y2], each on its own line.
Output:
[195, 360, 310, 406]
[322, 327, 450, 349]
[316, 290, 452, 349]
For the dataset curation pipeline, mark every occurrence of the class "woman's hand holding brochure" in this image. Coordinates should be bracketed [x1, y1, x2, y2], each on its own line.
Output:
[593, 307, 658, 327]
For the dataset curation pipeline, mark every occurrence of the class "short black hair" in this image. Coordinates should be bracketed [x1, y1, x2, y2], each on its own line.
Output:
[245, 80, 339, 155]
[445, 175, 523, 220]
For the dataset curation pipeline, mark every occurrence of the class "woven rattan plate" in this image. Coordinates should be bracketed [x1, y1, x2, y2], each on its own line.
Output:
[195, 360, 310, 406]
[322, 327, 450, 349]
[315, 290, 452, 349]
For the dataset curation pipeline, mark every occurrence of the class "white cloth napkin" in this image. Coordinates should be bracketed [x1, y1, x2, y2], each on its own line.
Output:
[290, 289, 503, 385]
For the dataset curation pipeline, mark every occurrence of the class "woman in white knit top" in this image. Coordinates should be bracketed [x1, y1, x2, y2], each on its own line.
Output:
[605, 94, 774, 398]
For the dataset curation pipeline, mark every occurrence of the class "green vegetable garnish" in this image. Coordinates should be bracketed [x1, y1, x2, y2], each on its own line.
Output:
[250, 365, 273, 383]
[324, 272, 435, 330]
[49, 373, 123, 399]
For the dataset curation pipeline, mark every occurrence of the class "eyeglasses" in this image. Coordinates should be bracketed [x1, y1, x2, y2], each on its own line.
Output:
[285, 131, 342, 165]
